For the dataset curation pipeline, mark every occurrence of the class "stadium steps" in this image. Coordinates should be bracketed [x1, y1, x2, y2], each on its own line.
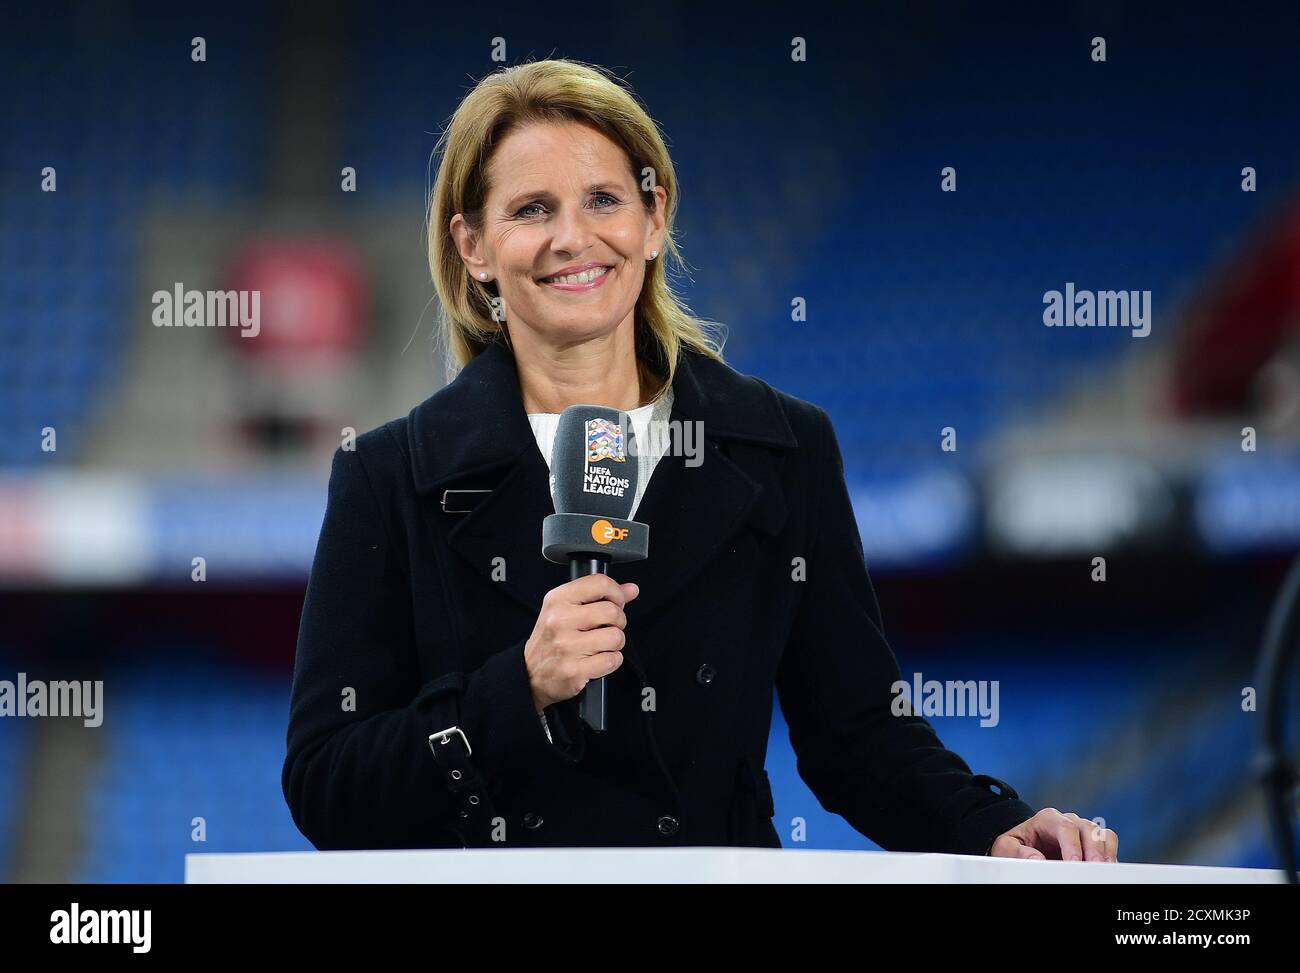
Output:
[8, 714, 104, 882]
[1028, 652, 1261, 863]
[1171, 790, 1283, 869]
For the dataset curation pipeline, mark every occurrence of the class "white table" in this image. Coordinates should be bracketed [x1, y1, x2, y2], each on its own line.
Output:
[185, 847, 1285, 883]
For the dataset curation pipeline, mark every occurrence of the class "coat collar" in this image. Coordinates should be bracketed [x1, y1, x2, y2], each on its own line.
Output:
[407, 331, 797, 493]
[405, 331, 799, 631]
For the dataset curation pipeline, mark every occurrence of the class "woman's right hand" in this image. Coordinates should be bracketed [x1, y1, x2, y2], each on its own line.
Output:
[524, 574, 639, 712]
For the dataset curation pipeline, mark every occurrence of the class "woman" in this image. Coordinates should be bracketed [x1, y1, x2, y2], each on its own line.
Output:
[282, 59, 1118, 863]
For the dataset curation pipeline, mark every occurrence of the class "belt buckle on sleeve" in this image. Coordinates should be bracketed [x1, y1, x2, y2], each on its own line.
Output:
[429, 725, 472, 758]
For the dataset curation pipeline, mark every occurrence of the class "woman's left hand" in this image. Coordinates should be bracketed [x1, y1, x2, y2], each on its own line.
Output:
[989, 808, 1119, 862]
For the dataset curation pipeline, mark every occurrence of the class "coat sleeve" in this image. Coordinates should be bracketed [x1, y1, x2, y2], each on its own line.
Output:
[282, 443, 584, 851]
[775, 407, 1037, 856]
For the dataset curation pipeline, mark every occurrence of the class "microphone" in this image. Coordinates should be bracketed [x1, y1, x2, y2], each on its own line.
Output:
[542, 404, 650, 732]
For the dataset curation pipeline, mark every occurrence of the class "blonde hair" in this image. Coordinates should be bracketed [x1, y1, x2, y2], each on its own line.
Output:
[426, 58, 727, 393]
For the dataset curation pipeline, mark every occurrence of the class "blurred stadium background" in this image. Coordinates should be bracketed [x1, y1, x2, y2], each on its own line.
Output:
[3, 0, 1300, 881]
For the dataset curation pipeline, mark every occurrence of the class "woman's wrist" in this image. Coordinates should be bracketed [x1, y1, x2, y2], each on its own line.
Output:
[530, 684, 550, 714]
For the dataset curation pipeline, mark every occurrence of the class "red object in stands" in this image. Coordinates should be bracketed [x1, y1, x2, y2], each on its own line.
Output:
[1170, 199, 1300, 415]
[226, 240, 366, 368]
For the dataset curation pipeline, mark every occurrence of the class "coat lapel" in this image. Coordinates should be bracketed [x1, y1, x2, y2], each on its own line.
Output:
[406, 332, 800, 638]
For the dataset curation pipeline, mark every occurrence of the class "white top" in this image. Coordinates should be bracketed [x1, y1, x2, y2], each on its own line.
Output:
[527, 386, 675, 743]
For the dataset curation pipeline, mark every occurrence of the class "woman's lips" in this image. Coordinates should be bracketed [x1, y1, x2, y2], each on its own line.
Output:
[539, 265, 612, 291]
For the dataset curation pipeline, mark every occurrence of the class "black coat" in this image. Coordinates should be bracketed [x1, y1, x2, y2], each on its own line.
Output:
[282, 332, 1038, 853]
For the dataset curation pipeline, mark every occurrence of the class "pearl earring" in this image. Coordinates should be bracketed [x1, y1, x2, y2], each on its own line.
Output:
[479, 272, 488, 280]
[649, 250, 658, 259]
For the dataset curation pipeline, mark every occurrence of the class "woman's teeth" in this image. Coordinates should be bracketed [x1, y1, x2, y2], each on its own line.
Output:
[543, 266, 610, 284]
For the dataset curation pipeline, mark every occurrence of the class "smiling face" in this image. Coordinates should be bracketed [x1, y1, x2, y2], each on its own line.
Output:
[453, 119, 665, 349]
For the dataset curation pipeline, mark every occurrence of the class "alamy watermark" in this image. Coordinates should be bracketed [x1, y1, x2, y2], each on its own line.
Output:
[1043, 282, 1150, 338]
[0, 673, 103, 727]
[50, 903, 150, 953]
[151, 283, 260, 337]
[891, 672, 1000, 727]
[604, 413, 705, 468]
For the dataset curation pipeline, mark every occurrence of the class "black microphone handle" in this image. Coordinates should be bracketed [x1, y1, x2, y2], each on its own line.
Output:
[571, 555, 611, 732]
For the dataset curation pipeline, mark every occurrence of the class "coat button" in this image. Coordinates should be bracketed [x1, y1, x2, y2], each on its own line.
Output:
[522, 812, 543, 830]
[695, 664, 716, 686]
[657, 815, 679, 836]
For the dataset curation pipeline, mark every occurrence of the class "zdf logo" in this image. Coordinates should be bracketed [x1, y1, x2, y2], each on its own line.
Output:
[591, 519, 629, 544]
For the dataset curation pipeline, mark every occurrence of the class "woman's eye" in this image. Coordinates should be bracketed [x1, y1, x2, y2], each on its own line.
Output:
[516, 194, 618, 218]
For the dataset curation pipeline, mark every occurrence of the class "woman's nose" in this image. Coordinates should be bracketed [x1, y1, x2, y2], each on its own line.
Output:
[549, 205, 594, 254]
